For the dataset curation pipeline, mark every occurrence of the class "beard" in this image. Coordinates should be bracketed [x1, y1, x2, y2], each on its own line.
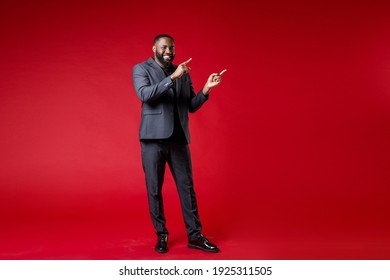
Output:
[155, 51, 175, 68]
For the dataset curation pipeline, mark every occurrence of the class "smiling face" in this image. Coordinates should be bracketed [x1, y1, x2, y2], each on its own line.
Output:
[153, 37, 175, 68]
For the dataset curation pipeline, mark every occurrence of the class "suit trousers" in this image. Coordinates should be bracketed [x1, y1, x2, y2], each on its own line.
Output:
[140, 141, 202, 240]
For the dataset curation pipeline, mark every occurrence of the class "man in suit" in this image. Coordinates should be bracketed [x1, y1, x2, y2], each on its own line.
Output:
[132, 34, 226, 253]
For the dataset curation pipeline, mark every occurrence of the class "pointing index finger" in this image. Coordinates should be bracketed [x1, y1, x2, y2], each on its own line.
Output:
[219, 69, 227, 76]
[183, 58, 192, 65]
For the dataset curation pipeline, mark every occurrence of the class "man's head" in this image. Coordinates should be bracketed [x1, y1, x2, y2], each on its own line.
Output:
[153, 34, 175, 68]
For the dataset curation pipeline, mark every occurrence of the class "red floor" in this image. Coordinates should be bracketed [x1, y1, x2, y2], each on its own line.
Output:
[2, 217, 389, 260]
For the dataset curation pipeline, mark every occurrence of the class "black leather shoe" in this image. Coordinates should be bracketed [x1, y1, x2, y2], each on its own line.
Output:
[155, 234, 168, 253]
[188, 234, 219, 253]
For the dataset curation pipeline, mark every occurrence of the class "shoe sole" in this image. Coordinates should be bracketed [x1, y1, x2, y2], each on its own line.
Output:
[187, 244, 220, 253]
[155, 248, 168, 253]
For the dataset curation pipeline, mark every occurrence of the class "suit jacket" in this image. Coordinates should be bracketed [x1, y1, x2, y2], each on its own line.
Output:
[132, 57, 209, 143]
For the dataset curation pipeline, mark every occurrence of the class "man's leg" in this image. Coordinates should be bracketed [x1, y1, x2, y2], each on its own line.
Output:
[167, 143, 202, 240]
[140, 141, 168, 235]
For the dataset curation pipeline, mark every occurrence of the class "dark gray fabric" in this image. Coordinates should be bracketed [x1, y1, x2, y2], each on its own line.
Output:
[133, 57, 208, 240]
[132, 57, 208, 143]
[140, 141, 202, 239]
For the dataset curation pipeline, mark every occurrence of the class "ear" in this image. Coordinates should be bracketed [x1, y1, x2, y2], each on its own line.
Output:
[152, 45, 156, 53]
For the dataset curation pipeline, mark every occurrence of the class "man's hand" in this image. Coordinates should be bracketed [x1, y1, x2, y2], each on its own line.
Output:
[202, 69, 227, 96]
[170, 58, 192, 81]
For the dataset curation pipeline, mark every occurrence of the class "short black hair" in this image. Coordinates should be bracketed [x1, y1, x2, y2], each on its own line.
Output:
[153, 34, 174, 44]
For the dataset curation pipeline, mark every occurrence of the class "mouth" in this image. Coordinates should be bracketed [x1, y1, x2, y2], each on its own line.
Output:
[163, 55, 172, 61]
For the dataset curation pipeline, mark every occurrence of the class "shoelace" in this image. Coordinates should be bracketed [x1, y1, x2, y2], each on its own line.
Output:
[199, 234, 208, 243]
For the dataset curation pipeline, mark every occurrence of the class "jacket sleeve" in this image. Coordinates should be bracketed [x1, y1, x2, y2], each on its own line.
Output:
[188, 77, 209, 113]
[132, 63, 174, 103]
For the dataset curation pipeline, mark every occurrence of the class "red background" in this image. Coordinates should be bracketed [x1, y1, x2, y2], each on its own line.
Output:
[1, 0, 389, 259]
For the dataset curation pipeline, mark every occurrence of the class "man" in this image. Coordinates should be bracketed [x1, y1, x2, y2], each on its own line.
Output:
[132, 34, 226, 253]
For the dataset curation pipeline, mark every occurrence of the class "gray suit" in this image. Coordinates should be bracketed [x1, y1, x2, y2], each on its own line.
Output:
[132, 57, 208, 240]
[133, 57, 208, 142]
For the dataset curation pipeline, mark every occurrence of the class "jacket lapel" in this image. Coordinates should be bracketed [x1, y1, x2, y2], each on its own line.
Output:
[147, 57, 166, 80]
[147, 57, 179, 96]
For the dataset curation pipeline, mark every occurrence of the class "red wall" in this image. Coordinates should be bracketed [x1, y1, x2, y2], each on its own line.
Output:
[1, 0, 390, 258]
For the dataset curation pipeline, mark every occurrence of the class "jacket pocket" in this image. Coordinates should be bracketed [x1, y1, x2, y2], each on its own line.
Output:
[143, 110, 162, 115]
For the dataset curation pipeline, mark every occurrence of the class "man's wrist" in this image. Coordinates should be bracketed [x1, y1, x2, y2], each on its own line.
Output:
[202, 85, 210, 96]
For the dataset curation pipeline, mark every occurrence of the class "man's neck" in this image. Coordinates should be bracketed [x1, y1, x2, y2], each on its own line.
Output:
[154, 58, 165, 69]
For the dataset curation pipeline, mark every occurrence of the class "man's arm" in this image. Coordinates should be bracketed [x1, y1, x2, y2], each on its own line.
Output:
[189, 78, 209, 113]
[201, 69, 227, 96]
[132, 64, 173, 103]
[189, 69, 227, 112]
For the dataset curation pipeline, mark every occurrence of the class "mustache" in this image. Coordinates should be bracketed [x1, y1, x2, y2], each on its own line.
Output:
[156, 52, 175, 66]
